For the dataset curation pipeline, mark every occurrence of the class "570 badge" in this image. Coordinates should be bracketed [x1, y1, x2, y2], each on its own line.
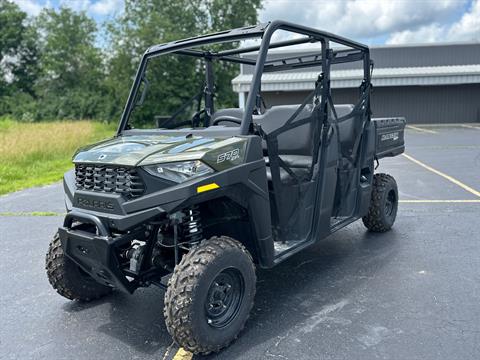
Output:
[217, 148, 240, 164]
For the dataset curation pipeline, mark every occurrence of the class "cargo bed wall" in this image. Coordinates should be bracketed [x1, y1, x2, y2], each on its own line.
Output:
[372, 117, 406, 159]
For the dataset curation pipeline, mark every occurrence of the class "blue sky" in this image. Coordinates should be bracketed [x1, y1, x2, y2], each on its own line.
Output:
[12, 0, 480, 45]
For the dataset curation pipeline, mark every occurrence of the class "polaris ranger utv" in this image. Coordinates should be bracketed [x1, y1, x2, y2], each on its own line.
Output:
[46, 21, 405, 354]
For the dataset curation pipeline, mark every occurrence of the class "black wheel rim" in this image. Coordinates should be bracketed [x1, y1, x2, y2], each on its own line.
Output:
[205, 268, 244, 328]
[385, 189, 397, 217]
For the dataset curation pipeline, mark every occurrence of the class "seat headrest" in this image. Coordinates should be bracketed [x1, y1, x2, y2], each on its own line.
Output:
[333, 104, 354, 118]
[253, 104, 314, 155]
[254, 104, 313, 132]
[211, 108, 244, 122]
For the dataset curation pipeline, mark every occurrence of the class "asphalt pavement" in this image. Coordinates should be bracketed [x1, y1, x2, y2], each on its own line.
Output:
[1, 125, 479, 360]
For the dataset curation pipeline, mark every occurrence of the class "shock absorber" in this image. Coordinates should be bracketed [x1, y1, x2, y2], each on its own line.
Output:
[182, 205, 203, 244]
[165, 207, 203, 265]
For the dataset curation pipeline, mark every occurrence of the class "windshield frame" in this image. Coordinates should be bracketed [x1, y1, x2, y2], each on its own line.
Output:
[116, 20, 370, 137]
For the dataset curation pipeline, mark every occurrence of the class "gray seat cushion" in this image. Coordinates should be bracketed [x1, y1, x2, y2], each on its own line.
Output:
[334, 104, 354, 118]
[264, 155, 312, 168]
[211, 108, 244, 126]
[257, 104, 313, 184]
[254, 104, 314, 155]
[266, 166, 310, 184]
[213, 104, 354, 183]
[333, 104, 356, 151]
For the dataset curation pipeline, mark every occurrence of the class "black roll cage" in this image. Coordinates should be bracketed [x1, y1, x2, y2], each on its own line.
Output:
[116, 20, 371, 136]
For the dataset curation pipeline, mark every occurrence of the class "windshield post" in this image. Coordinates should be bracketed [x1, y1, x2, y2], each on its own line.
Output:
[204, 55, 215, 127]
[117, 54, 147, 136]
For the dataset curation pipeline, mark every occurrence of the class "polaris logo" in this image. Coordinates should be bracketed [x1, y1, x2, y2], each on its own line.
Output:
[217, 148, 240, 163]
[381, 132, 399, 142]
[77, 197, 114, 210]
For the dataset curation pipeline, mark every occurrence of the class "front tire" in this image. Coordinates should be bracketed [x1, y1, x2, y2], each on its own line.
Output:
[164, 236, 256, 355]
[362, 173, 398, 232]
[45, 232, 112, 301]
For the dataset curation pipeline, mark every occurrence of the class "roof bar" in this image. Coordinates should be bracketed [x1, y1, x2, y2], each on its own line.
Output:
[263, 58, 322, 73]
[264, 52, 322, 65]
[216, 55, 257, 65]
[218, 37, 316, 57]
[174, 49, 261, 66]
[331, 51, 364, 65]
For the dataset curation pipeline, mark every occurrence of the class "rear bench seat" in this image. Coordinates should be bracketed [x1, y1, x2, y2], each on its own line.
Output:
[212, 104, 355, 183]
[254, 105, 314, 183]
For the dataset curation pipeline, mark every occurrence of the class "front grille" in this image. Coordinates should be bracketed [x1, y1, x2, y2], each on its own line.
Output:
[75, 164, 145, 198]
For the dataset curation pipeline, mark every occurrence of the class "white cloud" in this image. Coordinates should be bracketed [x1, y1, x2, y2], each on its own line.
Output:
[90, 0, 123, 16]
[387, 0, 480, 43]
[11, 0, 48, 16]
[59, 0, 91, 12]
[260, 0, 470, 43]
[10, 0, 478, 45]
[447, 0, 480, 40]
[387, 24, 445, 44]
[58, 0, 123, 16]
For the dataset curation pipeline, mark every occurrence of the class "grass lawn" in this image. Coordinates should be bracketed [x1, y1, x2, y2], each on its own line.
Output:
[0, 118, 116, 195]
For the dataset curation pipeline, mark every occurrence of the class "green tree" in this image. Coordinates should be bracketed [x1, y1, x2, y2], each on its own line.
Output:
[207, 0, 263, 107]
[0, 0, 25, 97]
[0, 0, 39, 116]
[105, 0, 262, 122]
[1, 0, 263, 122]
[10, 25, 39, 98]
[208, 0, 263, 31]
[34, 7, 105, 120]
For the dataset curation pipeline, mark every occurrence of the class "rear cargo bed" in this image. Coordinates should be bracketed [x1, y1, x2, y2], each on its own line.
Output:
[372, 117, 406, 159]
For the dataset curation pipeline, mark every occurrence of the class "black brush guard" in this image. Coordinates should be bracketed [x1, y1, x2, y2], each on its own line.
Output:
[58, 211, 143, 293]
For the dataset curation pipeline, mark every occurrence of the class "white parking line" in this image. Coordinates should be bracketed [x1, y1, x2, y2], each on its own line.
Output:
[173, 348, 193, 360]
[402, 153, 480, 198]
[400, 199, 480, 203]
[461, 124, 480, 130]
[406, 125, 437, 134]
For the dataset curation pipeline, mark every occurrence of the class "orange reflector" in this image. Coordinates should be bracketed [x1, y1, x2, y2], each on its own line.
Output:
[197, 182, 219, 193]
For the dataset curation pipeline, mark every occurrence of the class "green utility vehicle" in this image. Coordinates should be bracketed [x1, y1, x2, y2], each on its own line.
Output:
[46, 21, 405, 354]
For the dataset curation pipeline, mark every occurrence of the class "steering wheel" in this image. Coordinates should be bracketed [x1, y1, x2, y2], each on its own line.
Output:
[212, 116, 242, 126]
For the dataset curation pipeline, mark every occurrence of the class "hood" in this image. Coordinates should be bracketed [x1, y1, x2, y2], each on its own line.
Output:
[73, 134, 244, 167]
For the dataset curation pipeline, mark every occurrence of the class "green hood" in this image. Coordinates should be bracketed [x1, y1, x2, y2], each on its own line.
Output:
[73, 134, 248, 170]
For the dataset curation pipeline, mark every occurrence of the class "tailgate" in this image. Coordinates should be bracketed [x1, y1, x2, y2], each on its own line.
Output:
[372, 117, 406, 159]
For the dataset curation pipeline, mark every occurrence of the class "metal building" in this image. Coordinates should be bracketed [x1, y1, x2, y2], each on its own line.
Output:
[232, 42, 480, 124]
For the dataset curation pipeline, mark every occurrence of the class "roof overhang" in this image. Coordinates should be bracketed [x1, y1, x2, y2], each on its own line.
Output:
[232, 65, 480, 92]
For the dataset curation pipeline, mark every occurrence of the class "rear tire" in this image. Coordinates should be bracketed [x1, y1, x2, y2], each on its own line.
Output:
[362, 173, 398, 232]
[45, 232, 112, 301]
[164, 236, 256, 355]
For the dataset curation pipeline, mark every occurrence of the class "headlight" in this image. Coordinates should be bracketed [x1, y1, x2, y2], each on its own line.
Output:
[143, 160, 214, 183]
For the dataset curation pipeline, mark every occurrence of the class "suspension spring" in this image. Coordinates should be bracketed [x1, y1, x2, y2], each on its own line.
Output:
[182, 206, 203, 244]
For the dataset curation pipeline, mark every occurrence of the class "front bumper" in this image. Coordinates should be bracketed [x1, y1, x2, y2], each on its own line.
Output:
[60, 156, 275, 277]
[58, 211, 145, 293]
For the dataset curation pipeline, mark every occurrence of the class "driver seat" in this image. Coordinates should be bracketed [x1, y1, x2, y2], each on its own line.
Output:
[211, 108, 244, 126]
